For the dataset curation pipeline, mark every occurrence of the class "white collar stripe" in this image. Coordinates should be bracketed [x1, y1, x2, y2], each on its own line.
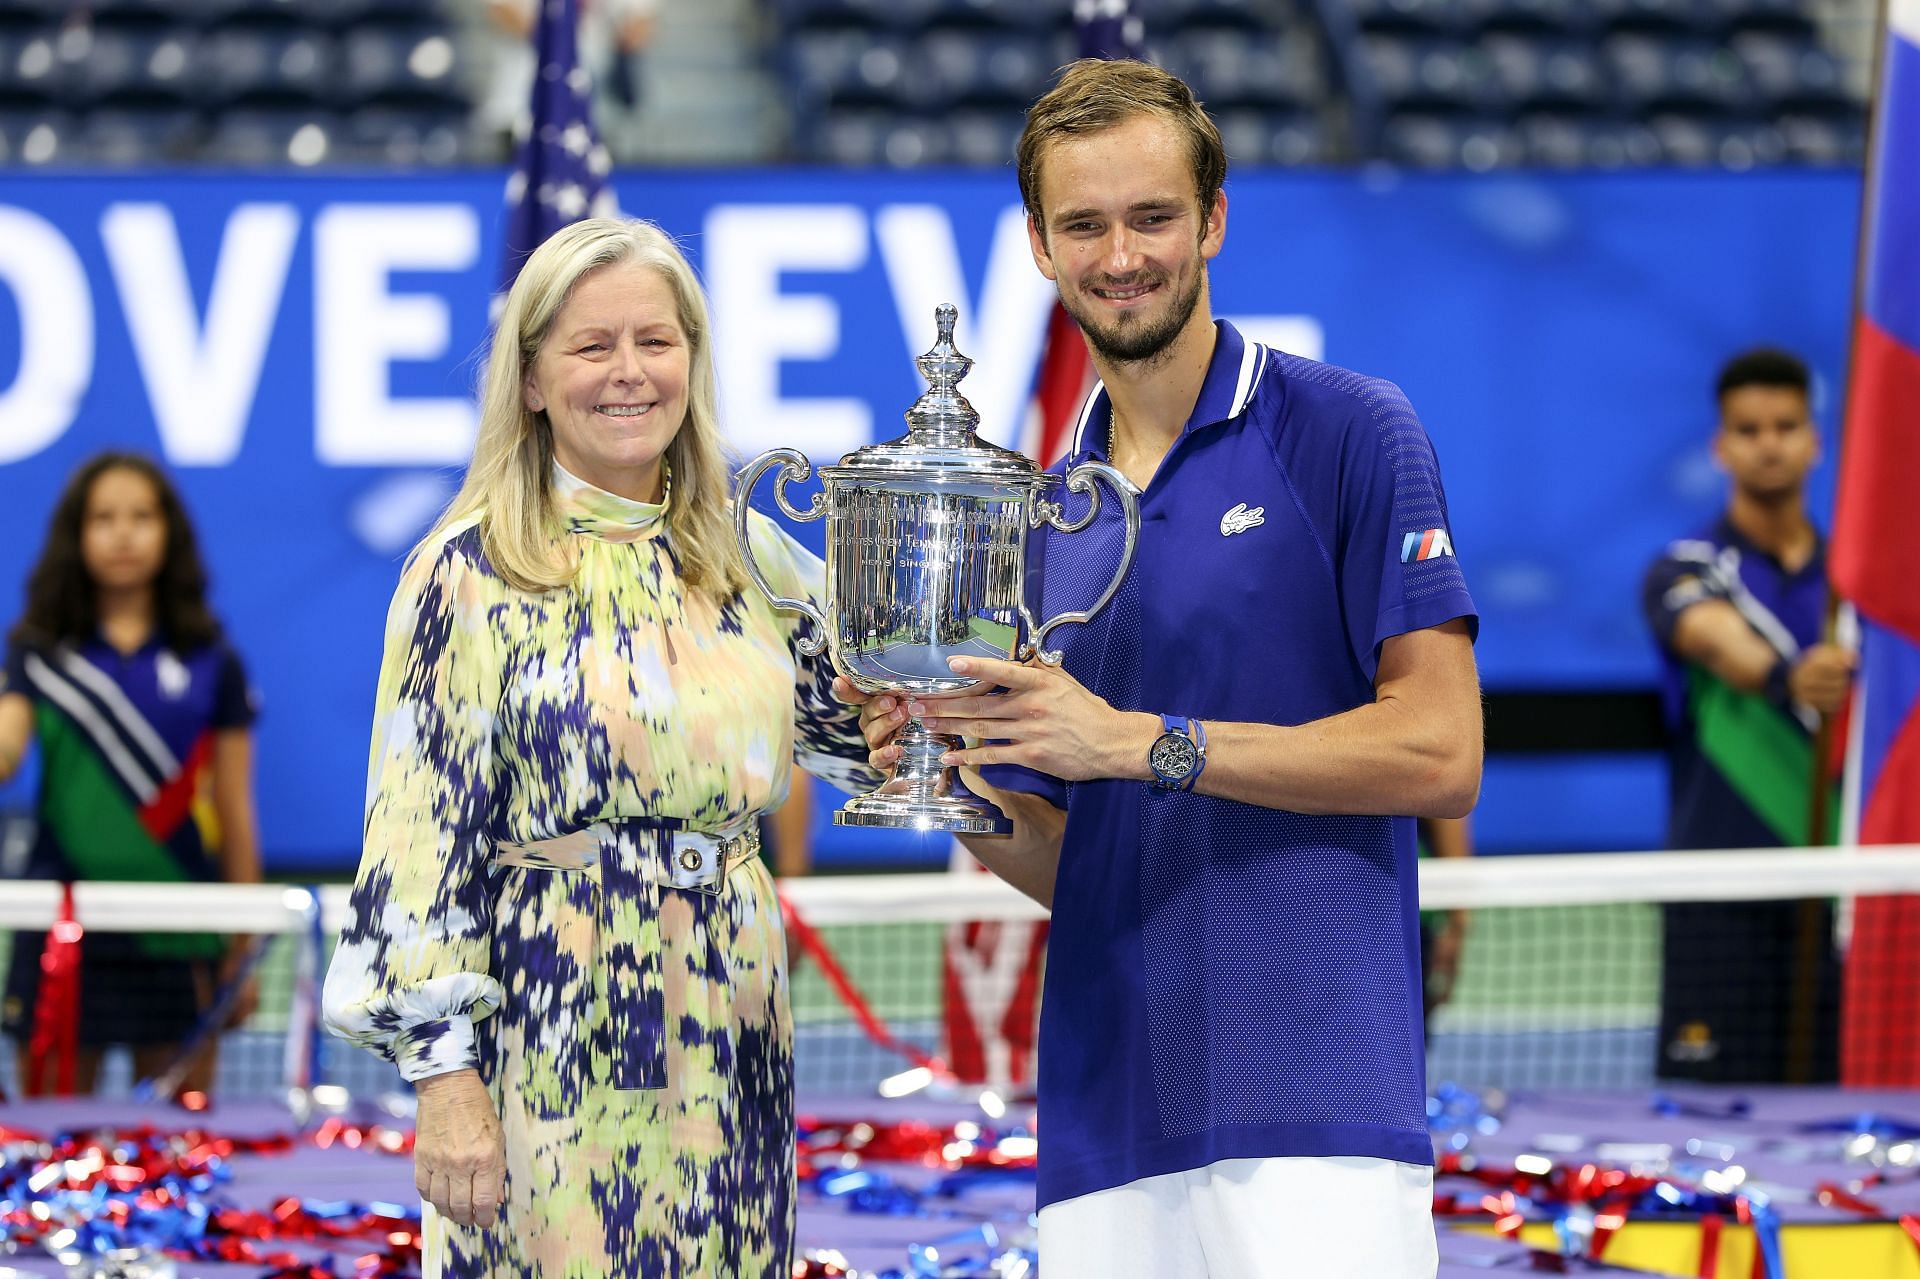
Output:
[1226, 338, 1260, 419]
[1071, 380, 1108, 456]
[1239, 343, 1269, 413]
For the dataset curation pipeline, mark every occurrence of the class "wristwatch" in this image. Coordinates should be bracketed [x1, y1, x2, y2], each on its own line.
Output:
[1148, 714, 1208, 792]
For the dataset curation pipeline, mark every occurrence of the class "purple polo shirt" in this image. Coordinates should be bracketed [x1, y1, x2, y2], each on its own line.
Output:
[985, 320, 1477, 1208]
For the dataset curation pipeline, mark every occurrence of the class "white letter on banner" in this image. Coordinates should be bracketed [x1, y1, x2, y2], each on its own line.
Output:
[314, 204, 478, 465]
[102, 202, 299, 467]
[0, 207, 92, 465]
[874, 205, 1054, 449]
[704, 205, 870, 460]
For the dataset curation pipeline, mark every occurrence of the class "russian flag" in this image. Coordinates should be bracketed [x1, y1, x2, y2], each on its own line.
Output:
[1834, 0, 1920, 1087]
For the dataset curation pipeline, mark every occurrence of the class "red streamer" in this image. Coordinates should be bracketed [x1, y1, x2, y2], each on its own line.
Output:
[780, 892, 947, 1076]
[26, 882, 82, 1096]
[1814, 1181, 1885, 1216]
[1696, 1213, 1722, 1278]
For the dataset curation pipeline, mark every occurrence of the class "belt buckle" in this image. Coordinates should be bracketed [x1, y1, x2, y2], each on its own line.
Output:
[679, 836, 729, 897]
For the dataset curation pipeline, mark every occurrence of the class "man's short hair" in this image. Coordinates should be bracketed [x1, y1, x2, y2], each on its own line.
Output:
[1016, 58, 1227, 235]
[1715, 347, 1810, 404]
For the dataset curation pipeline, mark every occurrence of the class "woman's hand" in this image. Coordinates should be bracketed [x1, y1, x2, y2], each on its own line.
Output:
[413, 1068, 507, 1227]
[833, 676, 910, 773]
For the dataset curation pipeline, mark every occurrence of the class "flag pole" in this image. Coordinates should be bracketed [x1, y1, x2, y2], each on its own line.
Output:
[1812, 0, 1893, 851]
[1788, 0, 1894, 1084]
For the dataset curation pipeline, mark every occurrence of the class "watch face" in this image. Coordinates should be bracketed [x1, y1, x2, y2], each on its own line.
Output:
[1150, 732, 1199, 781]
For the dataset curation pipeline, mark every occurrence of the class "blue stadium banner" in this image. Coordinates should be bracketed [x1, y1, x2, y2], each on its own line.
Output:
[0, 169, 1859, 865]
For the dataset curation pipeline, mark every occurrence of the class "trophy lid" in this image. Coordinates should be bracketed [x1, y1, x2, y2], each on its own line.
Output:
[825, 303, 1043, 483]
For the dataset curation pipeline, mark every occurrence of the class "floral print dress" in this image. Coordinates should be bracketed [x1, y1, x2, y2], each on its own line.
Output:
[323, 464, 875, 1278]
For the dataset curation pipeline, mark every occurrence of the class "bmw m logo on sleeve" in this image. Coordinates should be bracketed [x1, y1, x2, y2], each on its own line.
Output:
[1401, 529, 1455, 562]
[1220, 503, 1266, 536]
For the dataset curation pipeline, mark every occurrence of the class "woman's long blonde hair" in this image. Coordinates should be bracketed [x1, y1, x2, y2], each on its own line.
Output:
[423, 217, 747, 601]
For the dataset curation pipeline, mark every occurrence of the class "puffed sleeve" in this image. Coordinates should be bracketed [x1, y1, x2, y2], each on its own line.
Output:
[744, 511, 883, 796]
[322, 528, 507, 1082]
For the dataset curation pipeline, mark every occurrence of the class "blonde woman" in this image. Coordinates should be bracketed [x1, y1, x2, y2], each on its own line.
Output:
[323, 217, 877, 1277]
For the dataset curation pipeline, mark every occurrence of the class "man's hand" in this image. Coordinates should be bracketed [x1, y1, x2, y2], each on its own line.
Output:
[413, 1069, 507, 1228]
[918, 656, 1151, 782]
[1789, 643, 1855, 716]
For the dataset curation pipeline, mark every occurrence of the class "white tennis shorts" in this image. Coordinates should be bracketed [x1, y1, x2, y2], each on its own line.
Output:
[1037, 1155, 1437, 1279]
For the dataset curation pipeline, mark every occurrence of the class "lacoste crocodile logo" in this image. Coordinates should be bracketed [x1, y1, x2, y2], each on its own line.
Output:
[1221, 503, 1265, 536]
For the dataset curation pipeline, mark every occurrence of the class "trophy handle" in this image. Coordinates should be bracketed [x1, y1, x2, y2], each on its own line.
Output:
[1021, 460, 1140, 666]
[734, 448, 832, 657]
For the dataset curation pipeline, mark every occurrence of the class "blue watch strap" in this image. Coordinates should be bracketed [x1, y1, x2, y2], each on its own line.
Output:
[1185, 716, 1208, 792]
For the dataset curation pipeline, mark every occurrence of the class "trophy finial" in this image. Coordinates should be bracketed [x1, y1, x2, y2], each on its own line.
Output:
[907, 302, 978, 443]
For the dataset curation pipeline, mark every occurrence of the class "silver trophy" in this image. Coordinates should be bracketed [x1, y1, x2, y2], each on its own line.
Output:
[735, 303, 1140, 834]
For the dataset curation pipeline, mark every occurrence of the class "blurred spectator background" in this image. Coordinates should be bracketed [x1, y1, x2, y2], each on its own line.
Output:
[0, 0, 1871, 169]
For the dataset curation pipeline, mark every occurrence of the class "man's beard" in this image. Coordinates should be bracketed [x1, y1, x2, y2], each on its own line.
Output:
[1063, 267, 1205, 367]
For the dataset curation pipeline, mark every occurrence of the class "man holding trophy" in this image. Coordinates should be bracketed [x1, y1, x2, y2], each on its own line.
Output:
[842, 59, 1481, 1277]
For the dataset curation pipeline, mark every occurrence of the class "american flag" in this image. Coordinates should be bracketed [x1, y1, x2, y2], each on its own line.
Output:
[1025, 0, 1148, 467]
[499, 0, 619, 292]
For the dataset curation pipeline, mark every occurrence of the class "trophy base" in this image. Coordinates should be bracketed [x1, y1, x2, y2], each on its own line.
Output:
[832, 718, 1012, 834]
[833, 791, 1012, 835]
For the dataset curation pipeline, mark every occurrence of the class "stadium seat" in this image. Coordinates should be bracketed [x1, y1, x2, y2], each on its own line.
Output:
[6, 27, 67, 106]
[1775, 111, 1863, 163]
[947, 107, 1022, 165]
[204, 107, 340, 165]
[1217, 107, 1333, 164]
[1514, 112, 1669, 165]
[209, 0, 332, 23]
[810, 109, 891, 164]
[1147, 0, 1294, 31]
[776, 0, 876, 31]
[921, 30, 1052, 108]
[1588, 0, 1716, 34]
[1380, 111, 1523, 166]
[1731, 30, 1851, 115]
[1461, 0, 1595, 37]
[81, 0, 185, 24]
[1354, 35, 1500, 114]
[1707, 0, 1815, 37]
[195, 27, 335, 107]
[0, 0, 62, 27]
[940, 0, 1076, 31]
[800, 32, 918, 108]
[1605, 33, 1753, 115]
[852, 0, 950, 32]
[1482, 34, 1607, 112]
[336, 26, 462, 108]
[1169, 30, 1327, 112]
[1343, 0, 1464, 37]
[1647, 113, 1786, 165]
[342, 105, 467, 166]
[74, 106, 204, 164]
[0, 31, 32, 104]
[70, 26, 198, 108]
[314, 0, 441, 26]
[788, 29, 872, 108]
[0, 105, 70, 163]
[811, 111, 954, 165]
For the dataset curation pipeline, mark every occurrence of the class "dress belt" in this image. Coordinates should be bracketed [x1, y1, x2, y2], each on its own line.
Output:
[489, 817, 762, 1091]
